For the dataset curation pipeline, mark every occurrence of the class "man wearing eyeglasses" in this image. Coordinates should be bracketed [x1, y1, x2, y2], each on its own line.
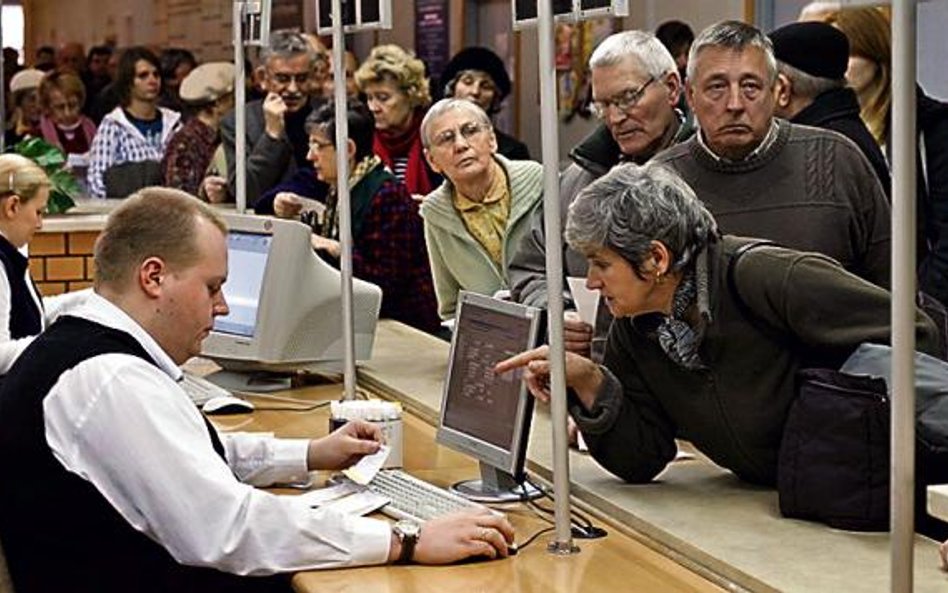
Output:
[510, 30, 693, 361]
[220, 30, 328, 206]
[653, 20, 890, 288]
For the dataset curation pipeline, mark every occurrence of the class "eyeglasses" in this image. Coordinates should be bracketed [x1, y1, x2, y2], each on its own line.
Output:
[308, 138, 334, 152]
[430, 122, 488, 149]
[590, 76, 656, 119]
[269, 71, 311, 86]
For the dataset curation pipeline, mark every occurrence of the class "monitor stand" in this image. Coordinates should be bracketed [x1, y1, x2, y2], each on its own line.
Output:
[204, 369, 293, 393]
[450, 462, 542, 503]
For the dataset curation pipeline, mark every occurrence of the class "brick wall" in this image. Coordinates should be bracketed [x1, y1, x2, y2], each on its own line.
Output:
[29, 231, 99, 296]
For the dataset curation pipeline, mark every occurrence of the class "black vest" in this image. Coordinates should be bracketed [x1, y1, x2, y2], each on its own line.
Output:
[0, 315, 286, 593]
[0, 234, 41, 339]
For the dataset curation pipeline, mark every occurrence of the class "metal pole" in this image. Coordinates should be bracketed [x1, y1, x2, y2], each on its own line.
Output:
[233, 0, 248, 213]
[537, 0, 577, 556]
[890, 1, 917, 592]
[1, 0, 6, 153]
[331, 0, 356, 401]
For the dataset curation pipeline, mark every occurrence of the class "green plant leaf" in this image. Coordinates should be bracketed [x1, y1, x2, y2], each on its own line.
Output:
[12, 137, 77, 213]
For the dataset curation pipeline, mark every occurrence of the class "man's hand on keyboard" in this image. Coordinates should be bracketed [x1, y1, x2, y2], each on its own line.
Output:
[307, 420, 383, 471]
[390, 508, 515, 564]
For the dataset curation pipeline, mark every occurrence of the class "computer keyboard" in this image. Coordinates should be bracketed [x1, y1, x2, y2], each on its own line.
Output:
[365, 469, 489, 522]
[179, 372, 232, 406]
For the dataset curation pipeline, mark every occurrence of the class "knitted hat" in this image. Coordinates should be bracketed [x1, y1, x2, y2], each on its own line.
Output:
[770, 21, 849, 80]
[9, 69, 44, 94]
[179, 62, 235, 104]
[438, 47, 511, 100]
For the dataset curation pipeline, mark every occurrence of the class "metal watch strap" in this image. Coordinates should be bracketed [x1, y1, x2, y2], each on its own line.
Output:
[395, 524, 418, 564]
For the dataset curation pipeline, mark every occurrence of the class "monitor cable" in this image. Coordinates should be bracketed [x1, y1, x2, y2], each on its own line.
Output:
[523, 475, 607, 539]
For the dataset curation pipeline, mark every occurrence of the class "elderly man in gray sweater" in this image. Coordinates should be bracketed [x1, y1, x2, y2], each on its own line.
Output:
[654, 20, 890, 288]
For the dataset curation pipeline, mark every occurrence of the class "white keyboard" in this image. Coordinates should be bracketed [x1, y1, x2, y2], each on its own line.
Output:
[365, 469, 488, 522]
[179, 372, 232, 405]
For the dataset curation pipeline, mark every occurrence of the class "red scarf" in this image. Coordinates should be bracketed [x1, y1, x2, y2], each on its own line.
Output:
[372, 109, 433, 195]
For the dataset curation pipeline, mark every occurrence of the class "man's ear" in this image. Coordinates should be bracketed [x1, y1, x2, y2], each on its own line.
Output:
[139, 257, 166, 298]
[664, 71, 682, 107]
[775, 73, 792, 108]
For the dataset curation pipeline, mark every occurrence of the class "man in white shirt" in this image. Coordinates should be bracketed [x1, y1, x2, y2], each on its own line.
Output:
[0, 188, 513, 593]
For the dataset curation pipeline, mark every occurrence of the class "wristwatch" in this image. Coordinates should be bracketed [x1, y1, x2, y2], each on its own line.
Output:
[392, 520, 421, 564]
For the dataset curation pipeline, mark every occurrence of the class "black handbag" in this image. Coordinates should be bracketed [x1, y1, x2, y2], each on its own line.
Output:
[728, 241, 948, 536]
[778, 368, 890, 530]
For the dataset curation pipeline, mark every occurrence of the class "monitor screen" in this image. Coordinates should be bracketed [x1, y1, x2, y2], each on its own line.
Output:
[442, 307, 534, 449]
[213, 231, 272, 337]
[436, 292, 543, 500]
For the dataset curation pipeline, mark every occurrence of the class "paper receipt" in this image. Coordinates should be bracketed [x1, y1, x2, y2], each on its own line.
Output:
[342, 445, 391, 485]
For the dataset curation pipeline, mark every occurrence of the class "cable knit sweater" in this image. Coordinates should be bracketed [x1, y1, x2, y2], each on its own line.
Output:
[420, 155, 543, 319]
[654, 119, 891, 288]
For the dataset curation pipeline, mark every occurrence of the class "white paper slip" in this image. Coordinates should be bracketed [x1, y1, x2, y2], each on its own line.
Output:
[342, 444, 391, 485]
[319, 490, 391, 517]
[297, 481, 362, 507]
[567, 277, 601, 326]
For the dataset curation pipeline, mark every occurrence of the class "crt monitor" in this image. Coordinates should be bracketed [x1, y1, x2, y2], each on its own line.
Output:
[436, 291, 544, 502]
[200, 213, 382, 386]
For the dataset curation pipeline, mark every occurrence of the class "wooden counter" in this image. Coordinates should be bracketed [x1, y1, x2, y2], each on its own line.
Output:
[211, 383, 728, 593]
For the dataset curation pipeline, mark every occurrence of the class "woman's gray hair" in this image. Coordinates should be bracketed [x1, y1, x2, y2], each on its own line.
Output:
[565, 162, 717, 278]
[260, 30, 316, 66]
[420, 98, 493, 149]
[686, 20, 777, 84]
[589, 30, 677, 79]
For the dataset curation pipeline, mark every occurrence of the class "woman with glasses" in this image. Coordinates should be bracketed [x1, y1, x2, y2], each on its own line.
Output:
[420, 99, 543, 320]
[0, 155, 87, 375]
[264, 102, 440, 335]
[354, 44, 441, 198]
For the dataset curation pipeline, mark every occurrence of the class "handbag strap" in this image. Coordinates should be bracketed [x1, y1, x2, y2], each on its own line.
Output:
[726, 239, 786, 345]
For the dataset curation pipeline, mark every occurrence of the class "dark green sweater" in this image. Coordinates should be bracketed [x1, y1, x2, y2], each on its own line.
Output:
[653, 119, 892, 289]
[572, 236, 938, 486]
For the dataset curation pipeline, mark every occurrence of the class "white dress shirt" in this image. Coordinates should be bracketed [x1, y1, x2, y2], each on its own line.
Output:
[42, 292, 391, 575]
[0, 255, 90, 374]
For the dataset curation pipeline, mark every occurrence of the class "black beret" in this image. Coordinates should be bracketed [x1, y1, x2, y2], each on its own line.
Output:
[438, 47, 512, 101]
[770, 21, 849, 80]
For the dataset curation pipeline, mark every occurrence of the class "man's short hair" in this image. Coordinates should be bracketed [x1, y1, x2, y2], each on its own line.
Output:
[87, 45, 113, 62]
[94, 187, 226, 289]
[687, 21, 777, 84]
[777, 61, 844, 100]
[259, 30, 316, 67]
[588, 31, 677, 80]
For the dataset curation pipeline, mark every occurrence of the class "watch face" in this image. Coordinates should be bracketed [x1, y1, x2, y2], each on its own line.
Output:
[395, 520, 421, 538]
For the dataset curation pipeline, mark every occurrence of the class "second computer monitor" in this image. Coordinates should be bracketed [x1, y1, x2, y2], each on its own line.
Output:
[200, 213, 382, 387]
[436, 291, 544, 502]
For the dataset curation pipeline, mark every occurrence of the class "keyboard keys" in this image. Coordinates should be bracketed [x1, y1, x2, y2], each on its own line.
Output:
[363, 469, 488, 522]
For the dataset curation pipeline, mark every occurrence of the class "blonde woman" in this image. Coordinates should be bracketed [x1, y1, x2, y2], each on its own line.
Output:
[830, 8, 891, 146]
[0, 155, 87, 373]
[354, 44, 440, 196]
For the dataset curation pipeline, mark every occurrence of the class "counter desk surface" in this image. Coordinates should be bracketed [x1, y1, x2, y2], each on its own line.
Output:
[354, 321, 948, 593]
